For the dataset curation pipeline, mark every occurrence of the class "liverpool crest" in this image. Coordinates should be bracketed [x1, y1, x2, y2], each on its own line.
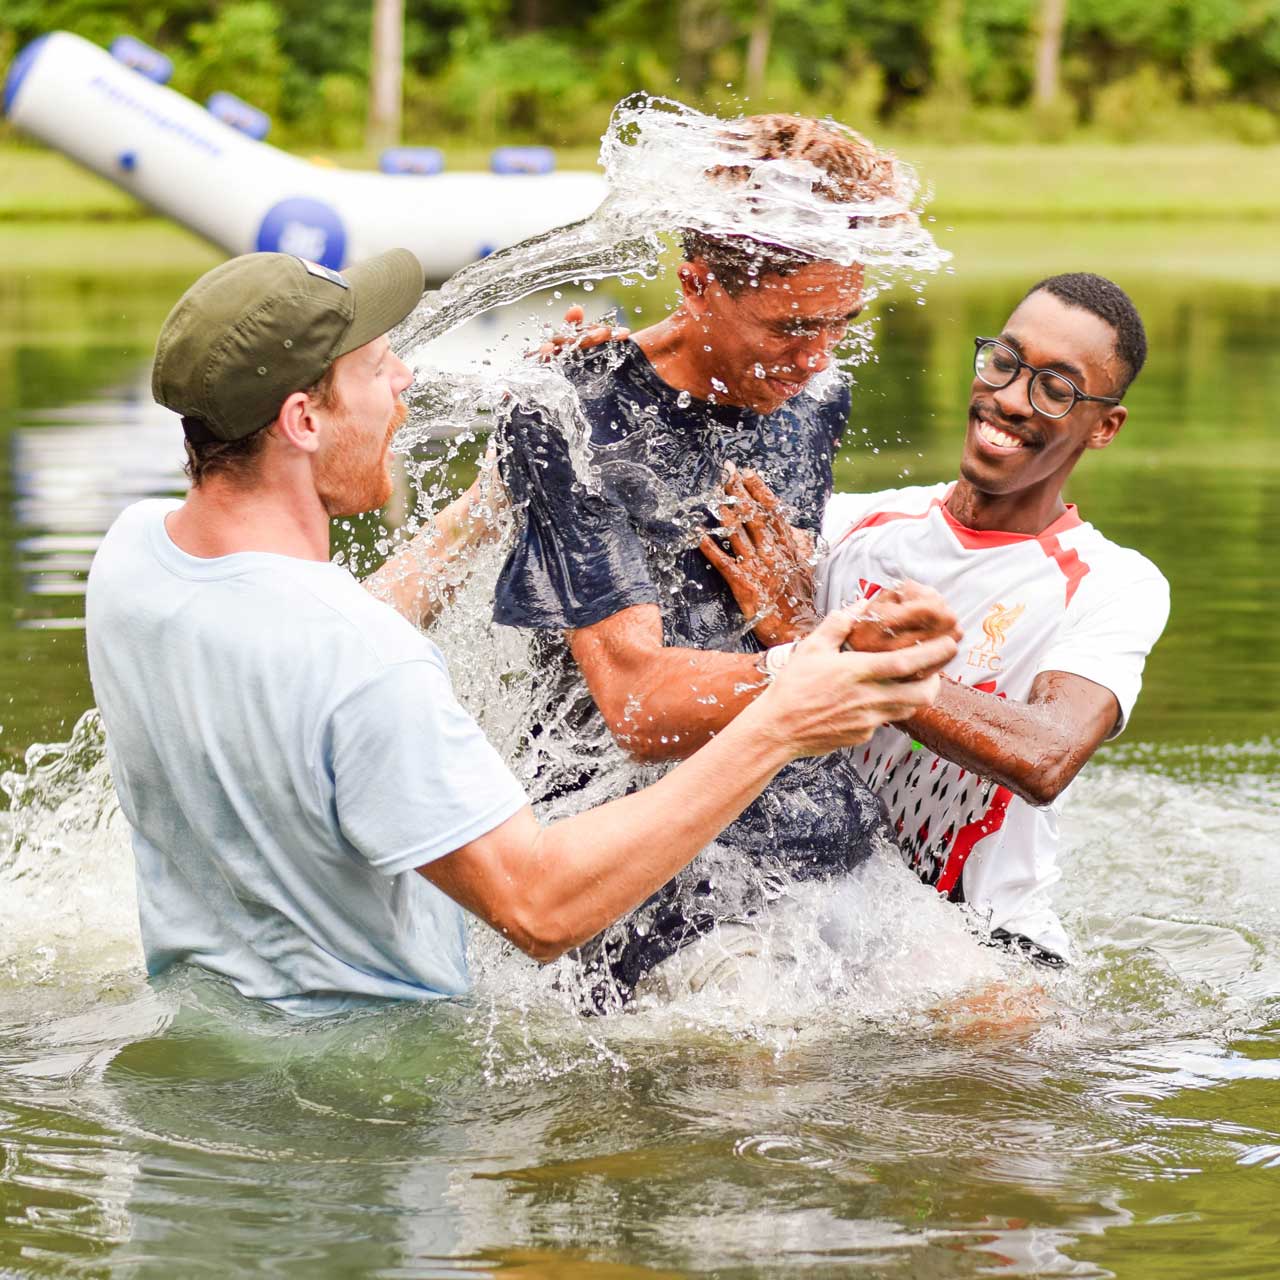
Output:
[967, 601, 1025, 671]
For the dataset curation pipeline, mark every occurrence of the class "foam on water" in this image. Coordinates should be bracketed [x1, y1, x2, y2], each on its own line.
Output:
[5, 709, 1277, 1069]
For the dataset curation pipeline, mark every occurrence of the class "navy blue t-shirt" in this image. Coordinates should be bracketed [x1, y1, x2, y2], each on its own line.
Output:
[494, 342, 891, 1008]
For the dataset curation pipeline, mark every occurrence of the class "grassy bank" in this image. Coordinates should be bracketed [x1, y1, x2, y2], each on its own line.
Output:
[2, 139, 1278, 224]
[6, 214, 1280, 293]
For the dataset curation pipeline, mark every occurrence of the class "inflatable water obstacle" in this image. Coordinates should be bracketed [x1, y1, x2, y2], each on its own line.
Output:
[3, 31, 608, 278]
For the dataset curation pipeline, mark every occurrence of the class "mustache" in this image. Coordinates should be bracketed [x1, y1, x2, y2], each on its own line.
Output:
[385, 399, 409, 444]
[970, 397, 1043, 447]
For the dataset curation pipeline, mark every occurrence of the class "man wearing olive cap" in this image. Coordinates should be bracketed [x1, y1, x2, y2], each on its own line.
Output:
[84, 249, 954, 1014]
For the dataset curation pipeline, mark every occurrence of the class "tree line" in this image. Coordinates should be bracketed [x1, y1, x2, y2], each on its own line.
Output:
[4, 0, 1279, 150]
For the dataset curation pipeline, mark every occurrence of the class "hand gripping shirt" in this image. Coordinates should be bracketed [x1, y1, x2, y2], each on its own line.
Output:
[818, 482, 1170, 961]
[86, 499, 527, 1014]
[494, 341, 893, 1006]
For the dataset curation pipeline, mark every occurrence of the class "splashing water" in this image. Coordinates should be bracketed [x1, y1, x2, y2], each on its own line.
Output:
[349, 99, 1015, 1030]
[393, 94, 946, 354]
[0, 711, 141, 1000]
[0, 97, 1013, 1039]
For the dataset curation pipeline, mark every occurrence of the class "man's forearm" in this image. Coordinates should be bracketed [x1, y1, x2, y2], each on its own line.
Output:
[522, 694, 796, 955]
[899, 680, 1088, 808]
[364, 486, 497, 627]
[592, 646, 769, 762]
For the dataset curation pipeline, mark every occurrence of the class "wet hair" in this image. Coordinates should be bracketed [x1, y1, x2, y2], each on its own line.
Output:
[182, 361, 340, 486]
[679, 230, 814, 295]
[680, 114, 899, 295]
[1024, 273, 1148, 395]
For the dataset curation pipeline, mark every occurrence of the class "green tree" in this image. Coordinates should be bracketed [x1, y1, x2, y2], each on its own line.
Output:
[173, 3, 287, 119]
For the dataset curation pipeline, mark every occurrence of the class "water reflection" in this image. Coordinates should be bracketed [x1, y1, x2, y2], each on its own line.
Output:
[12, 370, 187, 618]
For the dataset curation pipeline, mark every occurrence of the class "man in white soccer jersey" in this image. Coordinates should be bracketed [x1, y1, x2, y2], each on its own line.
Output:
[701, 273, 1171, 965]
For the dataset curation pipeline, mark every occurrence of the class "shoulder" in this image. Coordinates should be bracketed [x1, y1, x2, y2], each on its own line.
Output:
[88, 500, 182, 612]
[277, 563, 446, 669]
[821, 482, 950, 544]
[92, 497, 178, 561]
[794, 371, 851, 434]
[1056, 524, 1170, 641]
[505, 342, 644, 453]
[1065, 523, 1169, 603]
[807, 370, 852, 413]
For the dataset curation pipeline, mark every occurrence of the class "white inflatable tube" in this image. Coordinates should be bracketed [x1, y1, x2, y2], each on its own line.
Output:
[3, 31, 609, 278]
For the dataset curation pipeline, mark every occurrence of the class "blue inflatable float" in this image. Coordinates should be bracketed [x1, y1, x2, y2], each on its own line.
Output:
[3, 31, 607, 277]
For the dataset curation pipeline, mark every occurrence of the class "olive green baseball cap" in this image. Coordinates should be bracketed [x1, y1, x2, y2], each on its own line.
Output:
[152, 249, 425, 441]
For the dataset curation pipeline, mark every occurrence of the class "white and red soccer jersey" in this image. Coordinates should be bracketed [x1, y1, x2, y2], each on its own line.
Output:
[817, 482, 1170, 959]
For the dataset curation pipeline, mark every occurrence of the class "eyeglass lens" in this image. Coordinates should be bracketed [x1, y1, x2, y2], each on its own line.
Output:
[974, 341, 1077, 418]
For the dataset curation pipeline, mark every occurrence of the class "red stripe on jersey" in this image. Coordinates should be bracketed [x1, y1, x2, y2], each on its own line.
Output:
[1039, 532, 1089, 606]
[835, 498, 946, 548]
[938, 500, 1084, 549]
[831, 488, 1091, 605]
[936, 785, 1013, 896]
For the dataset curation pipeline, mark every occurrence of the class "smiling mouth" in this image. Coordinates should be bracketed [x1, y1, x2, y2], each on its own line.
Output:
[764, 374, 804, 397]
[973, 410, 1035, 452]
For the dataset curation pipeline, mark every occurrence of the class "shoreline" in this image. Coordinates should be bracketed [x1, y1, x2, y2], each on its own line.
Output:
[3, 140, 1279, 225]
[7, 218, 1280, 287]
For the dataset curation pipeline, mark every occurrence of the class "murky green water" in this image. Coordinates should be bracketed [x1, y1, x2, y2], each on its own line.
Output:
[1, 220, 1278, 1277]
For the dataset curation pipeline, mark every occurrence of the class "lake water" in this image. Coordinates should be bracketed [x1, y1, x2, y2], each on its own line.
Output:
[1, 220, 1278, 1277]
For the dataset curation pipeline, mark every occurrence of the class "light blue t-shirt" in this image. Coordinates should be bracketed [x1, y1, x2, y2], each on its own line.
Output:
[85, 499, 527, 1013]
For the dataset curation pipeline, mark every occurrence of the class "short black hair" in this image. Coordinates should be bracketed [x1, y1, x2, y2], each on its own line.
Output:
[1023, 272, 1147, 395]
[680, 229, 816, 294]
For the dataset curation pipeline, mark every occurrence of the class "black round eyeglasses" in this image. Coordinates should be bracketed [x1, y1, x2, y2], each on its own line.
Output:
[974, 338, 1122, 419]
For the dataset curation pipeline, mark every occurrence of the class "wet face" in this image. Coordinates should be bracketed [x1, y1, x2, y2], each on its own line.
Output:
[313, 337, 413, 518]
[689, 260, 864, 414]
[962, 291, 1128, 497]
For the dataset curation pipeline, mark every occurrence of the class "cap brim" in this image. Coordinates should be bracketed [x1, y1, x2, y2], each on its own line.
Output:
[337, 248, 426, 357]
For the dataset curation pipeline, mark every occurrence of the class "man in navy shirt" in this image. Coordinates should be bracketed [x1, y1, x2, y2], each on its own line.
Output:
[494, 116, 955, 1009]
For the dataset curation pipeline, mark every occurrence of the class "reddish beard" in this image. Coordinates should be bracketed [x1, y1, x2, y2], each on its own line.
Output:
[316, 399, 408, 517]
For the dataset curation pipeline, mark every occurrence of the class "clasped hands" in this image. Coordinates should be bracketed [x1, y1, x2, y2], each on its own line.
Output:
[699, 467, 961, 672]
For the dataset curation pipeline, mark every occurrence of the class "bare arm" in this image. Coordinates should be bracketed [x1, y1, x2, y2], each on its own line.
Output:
[567, 603, 768, 762]
[898, 670, 1120, 808]
[421, 613, 958, 960]
[363, 464, 505, 628]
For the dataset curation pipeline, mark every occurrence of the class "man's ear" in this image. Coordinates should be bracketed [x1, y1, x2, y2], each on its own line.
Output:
[274, 390, 323, 455]
[678, 260, 715, 317]
[1086, 404, 1126, 452]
